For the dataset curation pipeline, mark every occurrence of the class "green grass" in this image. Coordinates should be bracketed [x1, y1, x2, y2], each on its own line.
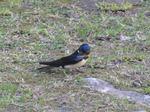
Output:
[0, 83, 18, 106]
[0, 0, 150, 111]
[96, 1, 133, 11]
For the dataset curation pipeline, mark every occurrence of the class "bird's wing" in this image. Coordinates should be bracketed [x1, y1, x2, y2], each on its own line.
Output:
[39, 54, 84, 67]
[39, 58, 64, 67]
[61, 54, 83, 65]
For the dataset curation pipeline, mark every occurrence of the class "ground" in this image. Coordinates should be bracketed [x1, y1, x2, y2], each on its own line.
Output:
[0, 0, 150, 112]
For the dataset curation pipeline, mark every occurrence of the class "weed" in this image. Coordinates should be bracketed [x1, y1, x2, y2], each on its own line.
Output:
[9, 0, 22, 7]
[0, 83, 18, 93]
[0, 83, 18, 106]
[75, 76, 83, 83]
[145, 88, 150, 94]
[0, 7, 12, 16]
[96, 1, 133, 11]
[63, 71, 69, 77]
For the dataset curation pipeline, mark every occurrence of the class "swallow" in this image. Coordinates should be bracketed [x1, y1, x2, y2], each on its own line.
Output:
[38, 44, 91, 69]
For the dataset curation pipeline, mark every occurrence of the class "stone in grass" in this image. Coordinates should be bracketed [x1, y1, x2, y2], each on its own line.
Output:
[145, 12, 150, 16]
[132, 81, 141, 88]
[82, 78, 150, 107]
[54, 110, 74, 112]
[117, 36, 131, 41]
[130, 110, 147, 112]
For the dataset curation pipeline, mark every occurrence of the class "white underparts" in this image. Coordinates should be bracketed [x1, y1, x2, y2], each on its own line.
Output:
[64, 59, 88, 68]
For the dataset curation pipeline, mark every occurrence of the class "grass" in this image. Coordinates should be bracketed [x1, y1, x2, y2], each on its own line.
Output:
[0, 0, 150, 111]
[96, 1, 133, 11]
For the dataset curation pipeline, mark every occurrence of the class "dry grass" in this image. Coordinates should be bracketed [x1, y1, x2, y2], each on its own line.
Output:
[0, 0, 150, 111]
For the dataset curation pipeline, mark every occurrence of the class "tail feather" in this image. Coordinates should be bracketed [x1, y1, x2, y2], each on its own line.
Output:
[39, 61, 52, 65]
[39, 59, 63, 67]
[37, 66, 53, 70]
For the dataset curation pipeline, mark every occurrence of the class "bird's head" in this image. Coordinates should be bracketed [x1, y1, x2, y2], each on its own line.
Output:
[78, 44, 91, 55]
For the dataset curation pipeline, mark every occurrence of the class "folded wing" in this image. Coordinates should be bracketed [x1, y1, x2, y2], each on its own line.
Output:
[39, 54, 83, 68]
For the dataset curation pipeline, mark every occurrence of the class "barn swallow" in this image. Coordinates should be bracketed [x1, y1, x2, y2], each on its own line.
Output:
[38, 44, 91, 69]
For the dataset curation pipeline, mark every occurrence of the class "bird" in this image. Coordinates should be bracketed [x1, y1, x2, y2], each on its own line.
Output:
[38, 44, 91, 70]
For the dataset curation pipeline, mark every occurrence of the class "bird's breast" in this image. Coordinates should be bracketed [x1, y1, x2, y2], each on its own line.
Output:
[64, 59, 88, 69]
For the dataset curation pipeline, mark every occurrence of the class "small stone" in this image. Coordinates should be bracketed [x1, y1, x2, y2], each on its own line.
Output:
[132, 81, 141, 87]
[54, 110, 74, 112]
[125, 74, 132, 79]
[119, 36, 131, 41]
[82, 78, 150, 106]
[73, 15, 80, 19]
[145, 12, 150, 16]
[130, 110, 147, 112]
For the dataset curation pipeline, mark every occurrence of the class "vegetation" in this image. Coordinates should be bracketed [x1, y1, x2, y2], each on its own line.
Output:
[0, 0, 150, 111]
[96, 1, 133, 11]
